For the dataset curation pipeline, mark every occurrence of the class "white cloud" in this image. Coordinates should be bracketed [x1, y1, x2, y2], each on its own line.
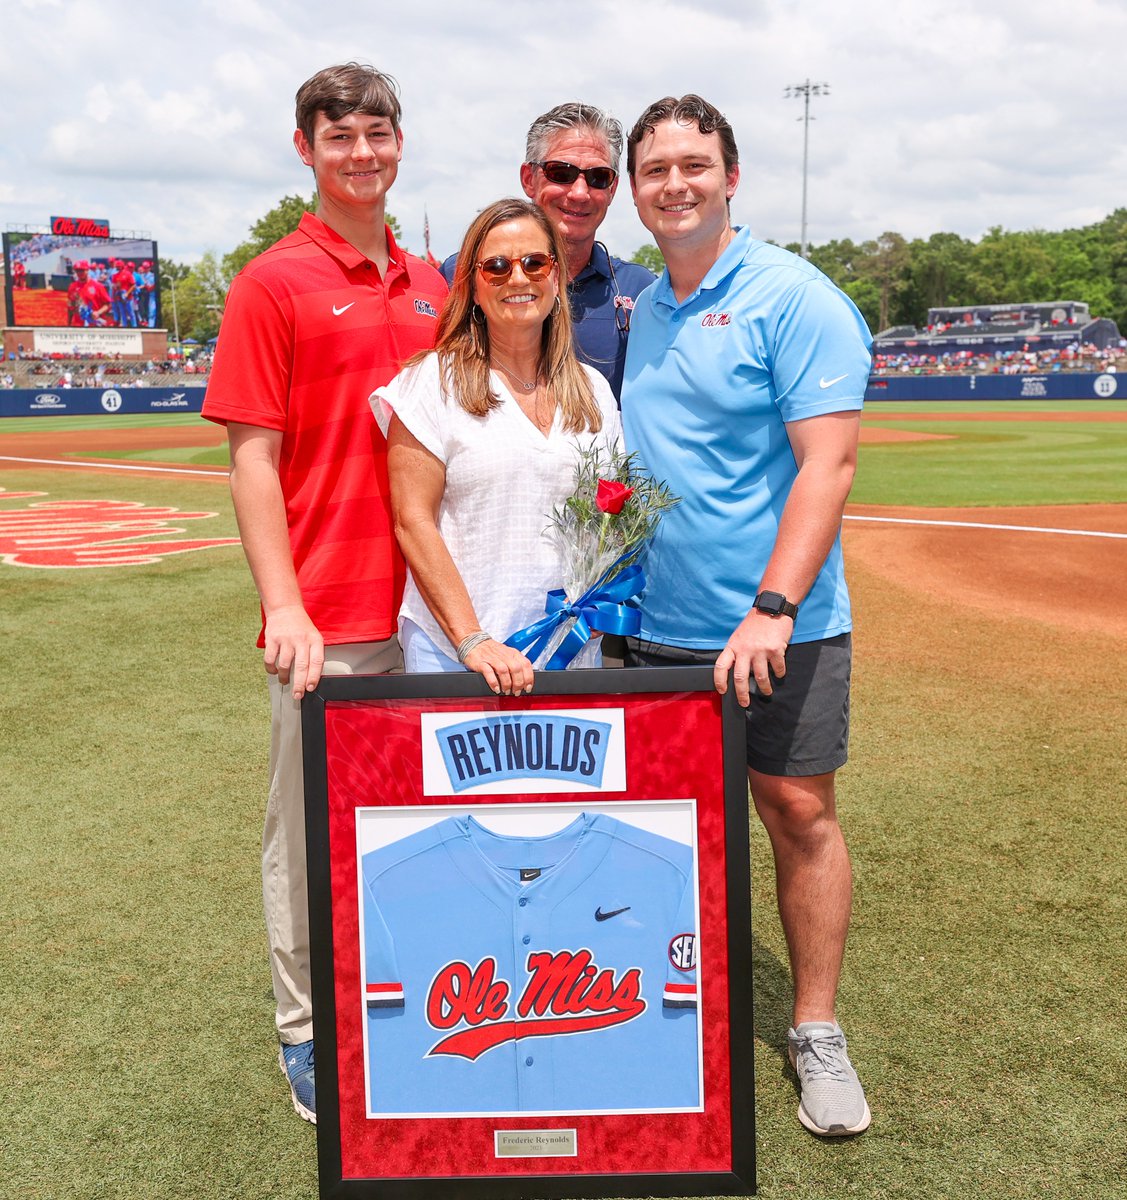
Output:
[2, 0, 1126, 266]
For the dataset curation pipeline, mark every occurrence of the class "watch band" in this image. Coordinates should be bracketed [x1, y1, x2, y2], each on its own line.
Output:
[753, 590, 799, 619]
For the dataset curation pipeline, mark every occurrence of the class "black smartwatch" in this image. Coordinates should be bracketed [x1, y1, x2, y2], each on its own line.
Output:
[753, 590, 798, 619]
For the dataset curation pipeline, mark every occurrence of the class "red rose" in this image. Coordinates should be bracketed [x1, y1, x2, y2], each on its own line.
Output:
[596, 479, 634, 514]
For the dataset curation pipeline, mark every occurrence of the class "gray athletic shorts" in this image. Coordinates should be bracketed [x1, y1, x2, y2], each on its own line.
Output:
[624, 633, 851, 777]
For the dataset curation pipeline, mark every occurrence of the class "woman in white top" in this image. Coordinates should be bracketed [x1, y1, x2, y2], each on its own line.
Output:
[371, 198, 621, 695]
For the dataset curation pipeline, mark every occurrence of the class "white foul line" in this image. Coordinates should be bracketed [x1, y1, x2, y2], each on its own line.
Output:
[2, 456, 1123, 539]
[0, 455, 227, 478]
[845, 514, 1127, 540]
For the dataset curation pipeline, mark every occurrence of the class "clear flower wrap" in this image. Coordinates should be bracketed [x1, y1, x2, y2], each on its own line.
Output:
[505, 445, 680, 669]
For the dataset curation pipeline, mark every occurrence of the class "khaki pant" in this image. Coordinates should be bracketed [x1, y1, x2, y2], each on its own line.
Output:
[263, 638, 402, 1044]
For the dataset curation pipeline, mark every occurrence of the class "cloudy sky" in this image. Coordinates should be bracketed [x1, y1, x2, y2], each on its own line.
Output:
[3, 0, 1126, 266]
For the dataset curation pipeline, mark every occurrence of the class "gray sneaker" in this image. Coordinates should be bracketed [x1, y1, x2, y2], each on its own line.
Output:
[787, 1021, 871, 1136]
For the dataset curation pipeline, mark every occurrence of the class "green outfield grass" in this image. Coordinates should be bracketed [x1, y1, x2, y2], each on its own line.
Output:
[104, 443, 231, 467]
[854, 416, 1127, 506]
[0, 412, 211, 433]
[9, 405, 1126, 507]
[2, 408, 1125, 1199]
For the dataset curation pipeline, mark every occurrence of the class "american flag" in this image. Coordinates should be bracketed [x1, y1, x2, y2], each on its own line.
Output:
[424, 207, 441, 271]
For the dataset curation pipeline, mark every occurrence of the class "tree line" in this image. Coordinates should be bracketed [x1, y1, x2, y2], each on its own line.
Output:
[159, 195, 401, 344]
[162, 197, 1127, 343]
[633, 210, 1127, 338]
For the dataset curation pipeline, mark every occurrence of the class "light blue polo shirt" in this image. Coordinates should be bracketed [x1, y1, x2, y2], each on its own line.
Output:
[621, 226, 872, 648]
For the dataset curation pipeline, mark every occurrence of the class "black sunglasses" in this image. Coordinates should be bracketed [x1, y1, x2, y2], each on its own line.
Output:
[475, 252, 557, 284]
[530, 160, 617, 190]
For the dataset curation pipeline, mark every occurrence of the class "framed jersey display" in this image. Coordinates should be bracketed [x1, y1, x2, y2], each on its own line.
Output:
[302, 666, 755, 1198]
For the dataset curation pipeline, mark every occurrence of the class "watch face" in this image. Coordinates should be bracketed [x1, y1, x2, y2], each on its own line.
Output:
[756, 591, 786, 615]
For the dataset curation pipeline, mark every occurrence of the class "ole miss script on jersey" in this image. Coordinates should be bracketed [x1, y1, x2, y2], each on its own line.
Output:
[360, 812, 701, 1116]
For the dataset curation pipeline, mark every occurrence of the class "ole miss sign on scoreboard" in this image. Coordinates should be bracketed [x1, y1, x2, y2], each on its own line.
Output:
[50, 215, 110, 238]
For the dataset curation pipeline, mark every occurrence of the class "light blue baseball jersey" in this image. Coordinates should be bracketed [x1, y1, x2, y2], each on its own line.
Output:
[361, 812, 699, 1115]
[621, 226, 872, 647]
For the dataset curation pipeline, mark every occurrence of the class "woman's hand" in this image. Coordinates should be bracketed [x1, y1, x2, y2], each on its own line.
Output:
[464, 639, 535, 695]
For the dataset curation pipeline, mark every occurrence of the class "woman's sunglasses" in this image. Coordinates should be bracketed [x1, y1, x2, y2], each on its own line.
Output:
[530, 160, 617, 190]
[475, 252, 556, 284]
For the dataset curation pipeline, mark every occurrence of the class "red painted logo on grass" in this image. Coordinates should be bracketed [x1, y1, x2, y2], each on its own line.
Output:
[0, 494, 240, 568]
[424, 949, 645, 1060]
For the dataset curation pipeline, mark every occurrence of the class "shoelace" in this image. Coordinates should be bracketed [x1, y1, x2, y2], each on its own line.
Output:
[793, 1032, 850, 1081]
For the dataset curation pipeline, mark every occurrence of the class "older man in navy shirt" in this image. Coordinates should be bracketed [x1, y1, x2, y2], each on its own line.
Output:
[443, 101, 653, 402]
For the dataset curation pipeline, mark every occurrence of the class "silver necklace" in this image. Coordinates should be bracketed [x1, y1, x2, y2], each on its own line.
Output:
[493, 358, 539, 392]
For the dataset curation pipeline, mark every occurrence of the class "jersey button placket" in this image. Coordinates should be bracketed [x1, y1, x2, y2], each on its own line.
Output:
[514, 889, 546, 1110]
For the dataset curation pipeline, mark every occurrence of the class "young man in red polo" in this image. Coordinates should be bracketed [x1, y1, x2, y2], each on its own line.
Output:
[203, 62, 446, 1125]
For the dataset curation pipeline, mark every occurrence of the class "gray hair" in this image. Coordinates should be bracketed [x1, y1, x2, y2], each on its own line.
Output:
[525, 102, 624, 166]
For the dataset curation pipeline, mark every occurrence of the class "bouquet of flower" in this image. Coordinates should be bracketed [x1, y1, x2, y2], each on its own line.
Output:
[506, 444, 680, 669]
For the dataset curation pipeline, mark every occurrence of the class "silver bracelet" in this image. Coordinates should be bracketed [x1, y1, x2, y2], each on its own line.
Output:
[456, 631, 494, 663]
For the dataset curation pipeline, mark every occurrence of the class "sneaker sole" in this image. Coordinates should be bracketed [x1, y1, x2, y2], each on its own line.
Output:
[278, 1045, 317, 1125]
[797, 1099, 871, 1138]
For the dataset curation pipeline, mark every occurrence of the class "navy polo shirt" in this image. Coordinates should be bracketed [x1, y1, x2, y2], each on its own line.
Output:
[441, 244, 655, 402]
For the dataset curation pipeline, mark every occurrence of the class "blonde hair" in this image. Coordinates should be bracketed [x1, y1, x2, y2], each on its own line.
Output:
[413, 198, 601, 434]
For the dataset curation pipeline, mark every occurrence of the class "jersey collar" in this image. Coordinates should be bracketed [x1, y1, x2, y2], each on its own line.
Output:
[298, 211, 410, 283]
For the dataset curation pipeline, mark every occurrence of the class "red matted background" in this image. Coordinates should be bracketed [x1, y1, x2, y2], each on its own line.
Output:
[323, 689, 734, 1183]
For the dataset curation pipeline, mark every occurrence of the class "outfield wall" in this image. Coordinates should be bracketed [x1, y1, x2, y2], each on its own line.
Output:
[0, 372, 1120, 416]
[865, 372, 1120, 402]
[0, 386, 204, 417]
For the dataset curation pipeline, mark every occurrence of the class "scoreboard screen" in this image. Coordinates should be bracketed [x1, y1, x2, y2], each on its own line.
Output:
[4, 230, 160, 330]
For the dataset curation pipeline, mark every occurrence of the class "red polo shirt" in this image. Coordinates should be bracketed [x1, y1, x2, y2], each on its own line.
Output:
[203, 213, 447, 646]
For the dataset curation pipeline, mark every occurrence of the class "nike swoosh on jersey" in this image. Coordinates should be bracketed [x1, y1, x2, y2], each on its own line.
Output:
[594, 905, 631, 922]
[819, 373, 848, 388]
[332, 302, 356, 316]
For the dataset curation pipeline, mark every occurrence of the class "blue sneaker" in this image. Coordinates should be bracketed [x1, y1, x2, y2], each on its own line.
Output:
[279, 1040, 316, 1124]
[787, 1021, 871, 1136]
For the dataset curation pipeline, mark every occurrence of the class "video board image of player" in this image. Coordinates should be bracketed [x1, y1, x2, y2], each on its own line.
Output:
[4, 231, 159, 329]
[359, 809, 701, 1117]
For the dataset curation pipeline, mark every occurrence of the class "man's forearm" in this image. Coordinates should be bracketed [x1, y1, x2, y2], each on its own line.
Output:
[229, 455, 304, 615]
[756, 457, 856, 605]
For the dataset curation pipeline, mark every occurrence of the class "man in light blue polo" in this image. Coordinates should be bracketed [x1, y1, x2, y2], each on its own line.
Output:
[621, 94, 873, 1139]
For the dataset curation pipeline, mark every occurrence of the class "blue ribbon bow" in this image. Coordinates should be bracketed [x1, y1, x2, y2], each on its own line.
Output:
[505, 560, 645, 670]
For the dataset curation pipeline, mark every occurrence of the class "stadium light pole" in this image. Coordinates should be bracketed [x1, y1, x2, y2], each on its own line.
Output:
[784, 79, 830, 259]
[167, 274, 181, 346]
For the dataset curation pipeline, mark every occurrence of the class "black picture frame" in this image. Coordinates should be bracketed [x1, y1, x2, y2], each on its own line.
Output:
[302, 666, 755, 1198]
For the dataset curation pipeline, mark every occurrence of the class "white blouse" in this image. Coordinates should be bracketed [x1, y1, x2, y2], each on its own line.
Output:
[372, 352, 622, 662]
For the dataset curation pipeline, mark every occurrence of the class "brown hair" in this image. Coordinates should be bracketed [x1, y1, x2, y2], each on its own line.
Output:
[412, 198, 601, 434]
[626, 94, 739, 178]
[294, 63, 401, 144]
